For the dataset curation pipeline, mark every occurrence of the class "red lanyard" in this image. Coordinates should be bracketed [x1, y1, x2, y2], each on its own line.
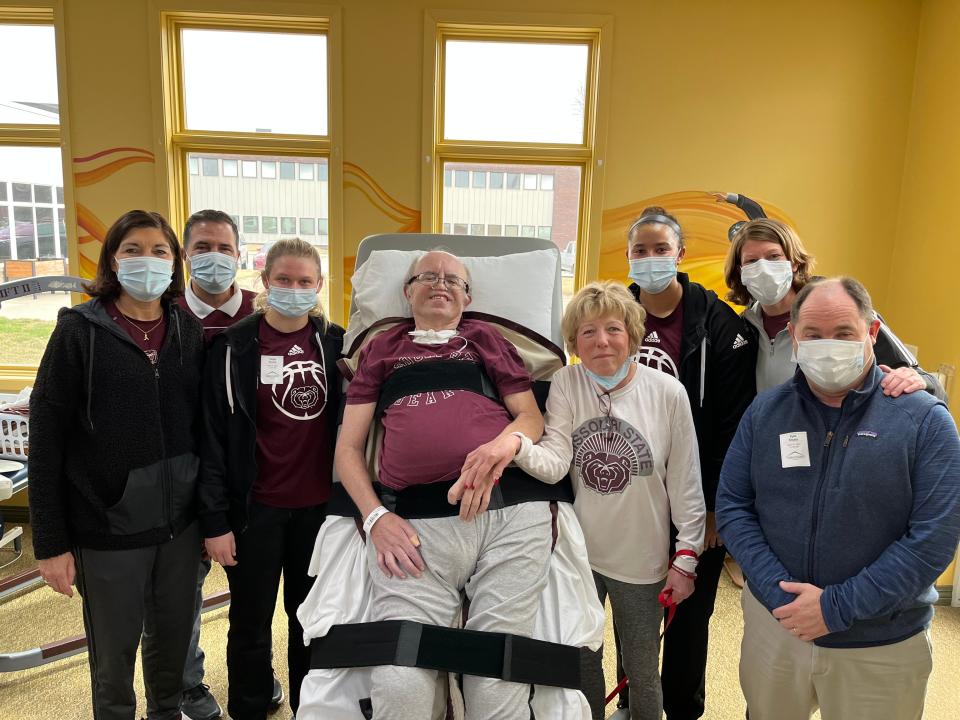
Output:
[603, 550, 697, 706]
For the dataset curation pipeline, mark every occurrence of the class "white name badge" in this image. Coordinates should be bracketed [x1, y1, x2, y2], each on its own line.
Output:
[260, 355, 284, 385]
[779, 431, 811, 468]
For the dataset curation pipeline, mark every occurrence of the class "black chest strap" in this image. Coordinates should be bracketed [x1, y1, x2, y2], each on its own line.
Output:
[375, 359, 499, 419]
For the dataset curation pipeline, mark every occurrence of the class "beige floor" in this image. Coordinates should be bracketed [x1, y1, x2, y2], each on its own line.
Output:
[1, 525, 958, 719]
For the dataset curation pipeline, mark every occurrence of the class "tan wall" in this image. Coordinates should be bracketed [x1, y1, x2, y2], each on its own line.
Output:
[885, 0, 960, 587]
[9, 0, 958, 582]
[37, 0, 923, 311]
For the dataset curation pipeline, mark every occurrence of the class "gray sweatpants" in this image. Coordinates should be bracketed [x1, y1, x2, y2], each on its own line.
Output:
[582, 572, 664, 720]
[367, 502, 552, 720]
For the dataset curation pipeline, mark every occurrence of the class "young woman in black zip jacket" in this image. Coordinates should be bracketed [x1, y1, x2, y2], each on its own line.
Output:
[198, 238, 344, 720]
[30, 210, 205, 720]
[610, 206, 756, 720]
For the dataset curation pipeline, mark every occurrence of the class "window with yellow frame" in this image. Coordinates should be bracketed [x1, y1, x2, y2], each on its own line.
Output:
[161, 10, 343, 321]
[422, 13, 611, 307]
[0, 7, 74, 390]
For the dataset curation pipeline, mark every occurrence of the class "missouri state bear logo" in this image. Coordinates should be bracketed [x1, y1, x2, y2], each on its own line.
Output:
[572, 417, 654, 495]
[272, 359, 327, 420]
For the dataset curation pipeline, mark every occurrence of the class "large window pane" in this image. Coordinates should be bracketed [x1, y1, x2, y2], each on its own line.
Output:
[280, 161, 296, 180]
[0, 24, 59, 125]
[186, 152, 330, 311]
[441, 161, 581, 305]
[181, 28, 328, 135]
[444, 39, 588, 144]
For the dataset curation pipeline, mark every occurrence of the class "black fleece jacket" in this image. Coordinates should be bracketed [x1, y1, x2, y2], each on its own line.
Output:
[197, 313, 344, 538]
[630, 273, 757, 510]
[28, 298, 205, 558]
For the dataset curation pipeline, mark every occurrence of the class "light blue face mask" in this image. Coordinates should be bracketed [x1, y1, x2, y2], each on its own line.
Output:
[583, 359, 633, 391]
[267, 286, 319, 317]
[116, 257, 174, 302]
[628, 256, 678, 294]
[189, 251, 237, 295]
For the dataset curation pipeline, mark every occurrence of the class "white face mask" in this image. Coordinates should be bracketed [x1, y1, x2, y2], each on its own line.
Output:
[795, 338, 870, 392]
[740, 259, 793, 306]
[628, 256, 678, 294]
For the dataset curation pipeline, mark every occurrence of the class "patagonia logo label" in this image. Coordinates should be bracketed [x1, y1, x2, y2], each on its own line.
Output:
[856, 430, 878, 438]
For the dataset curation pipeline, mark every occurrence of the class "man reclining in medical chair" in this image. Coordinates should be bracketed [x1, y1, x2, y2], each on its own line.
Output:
[334, 249, 563, 720]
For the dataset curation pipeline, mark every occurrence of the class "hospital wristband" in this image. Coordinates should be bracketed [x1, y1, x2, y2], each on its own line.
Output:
[363, 505, 391, 534]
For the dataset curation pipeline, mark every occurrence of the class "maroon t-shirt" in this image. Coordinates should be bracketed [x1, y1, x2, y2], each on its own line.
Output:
[252, 317, 332, 508]
[762, 309, 790, 342]
[105, 300, 167, 365]
[347, 319, 531, 490]
[636, 302, 684, 379]
[175, 287, 256, 344]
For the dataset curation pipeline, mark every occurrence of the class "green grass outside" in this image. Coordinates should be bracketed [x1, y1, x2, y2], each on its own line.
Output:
[0, 317, 56, 366]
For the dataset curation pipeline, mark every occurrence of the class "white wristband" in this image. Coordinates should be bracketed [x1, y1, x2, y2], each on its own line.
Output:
[363, 505, 391, 533]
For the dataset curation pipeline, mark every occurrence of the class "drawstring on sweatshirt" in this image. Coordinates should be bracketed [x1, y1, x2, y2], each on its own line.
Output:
[699, 336, 706, 408]
[225, 344, 235, 414]
[174, 309, 183, 367]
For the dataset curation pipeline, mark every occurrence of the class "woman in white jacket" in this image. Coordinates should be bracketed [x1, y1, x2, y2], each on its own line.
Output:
[513, 280, 705, 720]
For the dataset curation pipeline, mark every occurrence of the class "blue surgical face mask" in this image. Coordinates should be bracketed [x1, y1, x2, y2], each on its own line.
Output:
[116, 257, 174, 302]
[583, 359, 633, 391]
[189, 251, 237, 295]
[628, 256, 678, 294]
[267, 286, 318, 317]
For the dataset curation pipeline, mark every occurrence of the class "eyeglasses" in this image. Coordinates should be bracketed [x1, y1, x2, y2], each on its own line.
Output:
[406, 271, 469, 293]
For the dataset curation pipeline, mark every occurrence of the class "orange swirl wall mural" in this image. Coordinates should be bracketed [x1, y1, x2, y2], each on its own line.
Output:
[599, 190, 793, 307]
[73, 146, 156, 278]
[341, 161, 421, 317]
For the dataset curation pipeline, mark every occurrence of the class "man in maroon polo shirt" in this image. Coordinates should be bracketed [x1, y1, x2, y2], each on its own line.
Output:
[174, 209, 276, 720]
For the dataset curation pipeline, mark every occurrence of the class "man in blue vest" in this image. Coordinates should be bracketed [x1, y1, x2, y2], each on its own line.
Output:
[717, 276, 960, 720]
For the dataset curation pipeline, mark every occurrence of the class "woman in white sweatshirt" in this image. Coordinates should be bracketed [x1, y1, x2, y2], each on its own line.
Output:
[513, 280, 705, 720]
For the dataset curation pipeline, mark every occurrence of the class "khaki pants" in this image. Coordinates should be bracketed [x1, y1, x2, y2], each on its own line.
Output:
[740, 584, 932, 720]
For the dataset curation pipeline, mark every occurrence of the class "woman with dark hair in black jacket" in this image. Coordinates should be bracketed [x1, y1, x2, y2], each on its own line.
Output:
[29, 209, 205, 720]
[611, 206, 756, 720]
[199, 237, 343, 720]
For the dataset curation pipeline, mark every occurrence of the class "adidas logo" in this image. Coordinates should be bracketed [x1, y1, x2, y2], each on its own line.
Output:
[645, 331, 661, 344]
[288, 344, 305, 356]
[732, 334, 748, 350]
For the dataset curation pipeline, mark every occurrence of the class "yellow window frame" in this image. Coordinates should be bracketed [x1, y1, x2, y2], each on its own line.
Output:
[421, 10, 613, 292]
[158, 8, 344, 323]
[0, 5, 78, 392]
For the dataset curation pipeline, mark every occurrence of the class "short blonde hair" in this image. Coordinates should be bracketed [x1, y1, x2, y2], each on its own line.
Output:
[562, 280, 646, 357]
[255, 237, 327, 322]
[724, 218, 815, 305]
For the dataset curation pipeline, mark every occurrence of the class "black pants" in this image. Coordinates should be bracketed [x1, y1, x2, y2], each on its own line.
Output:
[661, 544, 727, 720]
[613, 545, 727, 719]
[75, 522, 200, 720]
[225, 502, 326, 720]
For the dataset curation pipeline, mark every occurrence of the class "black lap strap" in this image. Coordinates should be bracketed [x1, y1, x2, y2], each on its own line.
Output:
[310, 620, 582, 690]
[326, 470, 574, 521]
[375, 360, 499, 418]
